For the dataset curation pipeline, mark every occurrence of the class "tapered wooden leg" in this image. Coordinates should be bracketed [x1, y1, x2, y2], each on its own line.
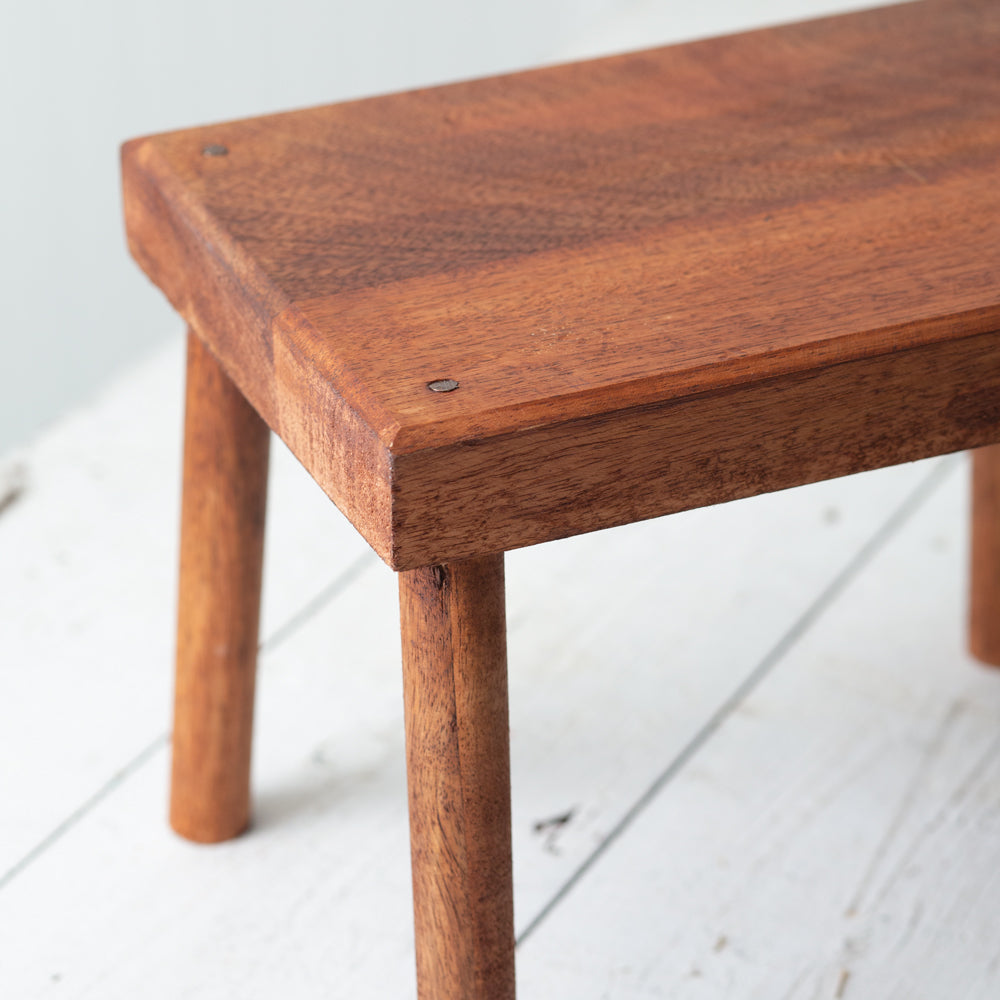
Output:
[399, 554, 516, 1000]
[971, 445, 1000, 666]
[170, 330, 270, 842]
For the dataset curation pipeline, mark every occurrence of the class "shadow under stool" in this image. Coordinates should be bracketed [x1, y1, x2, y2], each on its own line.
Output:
[122, 0, 1000, 995]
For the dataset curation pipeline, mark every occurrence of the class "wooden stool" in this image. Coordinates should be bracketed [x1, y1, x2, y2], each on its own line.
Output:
[122, 0, 1000, 995]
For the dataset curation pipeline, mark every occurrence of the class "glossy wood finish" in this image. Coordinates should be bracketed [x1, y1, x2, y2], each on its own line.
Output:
[171, 330, 270, 843]
[122, 0, 1000, 570]
[394, 331, 1000, 567]
[970, 445, 1000, 666]
[399, 555, 515, 1000]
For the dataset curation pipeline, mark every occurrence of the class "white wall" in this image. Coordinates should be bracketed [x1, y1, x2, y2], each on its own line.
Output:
[0, 0, 881, 456]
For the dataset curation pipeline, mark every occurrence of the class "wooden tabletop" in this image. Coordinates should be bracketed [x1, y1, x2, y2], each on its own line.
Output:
[123, 0, 1000, 569]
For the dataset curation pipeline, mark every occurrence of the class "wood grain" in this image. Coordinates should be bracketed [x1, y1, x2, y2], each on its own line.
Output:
[171, 330, 270, 843]
[399, 554, 515, 1000]
[391, 331, 1000, 567]
[123, 0, 1000, 570]
[970, 445, 1000, 666]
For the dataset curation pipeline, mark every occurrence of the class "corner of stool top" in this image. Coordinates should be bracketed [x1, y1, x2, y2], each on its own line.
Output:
[123, 0, 1000, 572]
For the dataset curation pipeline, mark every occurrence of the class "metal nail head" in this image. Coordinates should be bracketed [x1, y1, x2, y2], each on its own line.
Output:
[427, 378, 459, 393]
[203, 143, 228, 157]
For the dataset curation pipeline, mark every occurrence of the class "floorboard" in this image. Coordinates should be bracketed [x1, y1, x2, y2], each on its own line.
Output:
[0, 332, 968, 998]
[518, 460, 1000, 1000]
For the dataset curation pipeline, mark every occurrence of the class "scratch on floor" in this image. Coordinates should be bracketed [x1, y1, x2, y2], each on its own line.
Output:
[776, 966, 813, 1000]
[835, 969, 851, 998]
[864, 723, 1000, 916]
[845, 698, 966, 918]
[533, 807, 577, 854]
[0, 462, 27, 517]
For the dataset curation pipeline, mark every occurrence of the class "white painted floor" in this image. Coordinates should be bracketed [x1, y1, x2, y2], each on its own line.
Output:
[2, 332, 998, 999]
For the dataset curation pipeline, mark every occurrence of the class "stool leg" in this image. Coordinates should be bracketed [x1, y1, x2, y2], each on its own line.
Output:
[170, 329, 270, 842]
[971, 444, 1000, 666]
[399, 554, 516, 1000]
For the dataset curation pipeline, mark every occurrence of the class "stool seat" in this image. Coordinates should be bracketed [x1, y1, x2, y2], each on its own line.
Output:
[122, 1, 1000, 996]
[124, 0, 1000, 571]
